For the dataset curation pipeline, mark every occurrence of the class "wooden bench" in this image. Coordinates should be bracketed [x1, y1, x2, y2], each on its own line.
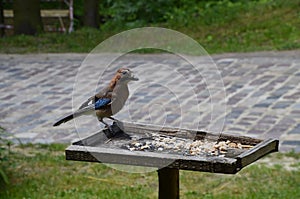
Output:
[3, 9, 70, 33]
[1, 0, 74, 34]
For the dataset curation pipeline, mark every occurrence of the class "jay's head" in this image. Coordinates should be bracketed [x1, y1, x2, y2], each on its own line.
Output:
[112, 68, 139, 85]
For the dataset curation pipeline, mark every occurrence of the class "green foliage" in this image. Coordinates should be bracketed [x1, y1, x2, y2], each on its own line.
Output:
[0, 127, 12, 185]
[101, 0, 177, 24]
[99, 0, 273, 28]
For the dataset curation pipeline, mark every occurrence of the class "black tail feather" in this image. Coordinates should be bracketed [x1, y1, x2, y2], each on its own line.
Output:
[53, 114, 74, 126]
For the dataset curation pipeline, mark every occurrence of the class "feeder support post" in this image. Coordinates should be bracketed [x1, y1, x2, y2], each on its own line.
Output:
[157, 167, 179, 199]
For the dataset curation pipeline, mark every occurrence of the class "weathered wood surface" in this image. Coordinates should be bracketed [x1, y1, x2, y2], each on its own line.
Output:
[73, 122, 263, 146]
[66, 144, 238, 173]
[237, 138, 279, 168]
[66, 122, 279, 174]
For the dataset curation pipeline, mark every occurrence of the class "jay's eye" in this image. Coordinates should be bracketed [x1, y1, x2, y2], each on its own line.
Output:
[122, 71, 127, 74]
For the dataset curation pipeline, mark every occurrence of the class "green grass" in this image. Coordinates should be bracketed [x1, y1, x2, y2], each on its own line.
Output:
[0, 28, 111, 54]
[1, 144, 299, 199]
[0, 0, 299, 54]
[166, 0, 300, 54]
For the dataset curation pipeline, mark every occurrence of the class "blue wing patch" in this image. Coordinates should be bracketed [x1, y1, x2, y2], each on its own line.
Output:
[94, 98, 111, 109]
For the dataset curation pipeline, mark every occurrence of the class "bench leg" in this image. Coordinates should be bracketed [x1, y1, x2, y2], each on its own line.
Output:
[157, 168, 179, 199]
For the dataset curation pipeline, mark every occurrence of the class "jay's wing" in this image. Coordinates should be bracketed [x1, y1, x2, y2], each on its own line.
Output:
[78, 97, 111, 111]
[54, 89, 112, 127]
[78, 87, 112, 109]
[78, 96, 95, 110]
[72, 97, 111, 117]
[94, 98, 111, 109]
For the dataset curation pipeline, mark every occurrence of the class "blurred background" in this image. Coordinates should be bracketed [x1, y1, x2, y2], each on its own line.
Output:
[0, 0, 299, 54]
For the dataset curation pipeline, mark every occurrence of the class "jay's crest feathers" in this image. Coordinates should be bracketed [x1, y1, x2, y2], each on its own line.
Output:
[53, 68, 138, 127]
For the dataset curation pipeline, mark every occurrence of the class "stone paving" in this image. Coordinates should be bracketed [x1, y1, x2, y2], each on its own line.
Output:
[0, 51, 299, 152]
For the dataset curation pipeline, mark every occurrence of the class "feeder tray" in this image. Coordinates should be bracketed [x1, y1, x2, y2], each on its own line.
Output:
[66, 122, 278, 174]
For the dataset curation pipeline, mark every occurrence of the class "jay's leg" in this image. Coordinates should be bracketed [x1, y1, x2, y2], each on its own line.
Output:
[108, 116, 120, 124]
[99, 118, 113, 132]
[108, 116, 122, 123]
[99, 118, 109, 126]
[108, 116, 122, 126]
[108, 116, 116, 121]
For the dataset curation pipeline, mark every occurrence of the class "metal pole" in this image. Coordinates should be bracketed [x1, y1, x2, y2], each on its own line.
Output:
[157, 168, 179, 199]
[0, 0, 4, 37]
[64, 0, 73, 33]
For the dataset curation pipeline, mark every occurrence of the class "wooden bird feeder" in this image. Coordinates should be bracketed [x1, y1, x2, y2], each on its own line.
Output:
[65, 122, 278, 199]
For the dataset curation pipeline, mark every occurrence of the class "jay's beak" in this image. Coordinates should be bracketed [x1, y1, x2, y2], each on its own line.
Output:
[130, 75, 139, 81]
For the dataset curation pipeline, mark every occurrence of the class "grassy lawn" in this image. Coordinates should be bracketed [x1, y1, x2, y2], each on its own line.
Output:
[0, 144, 299, 199]
[0, 0, 299, 54]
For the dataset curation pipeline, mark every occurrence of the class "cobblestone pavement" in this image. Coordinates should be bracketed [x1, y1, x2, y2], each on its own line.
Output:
[0, 51, 299, 152]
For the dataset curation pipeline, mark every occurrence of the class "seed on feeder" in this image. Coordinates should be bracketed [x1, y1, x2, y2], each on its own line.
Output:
[158, 147, 164, 151]
[134, 142, 141, 147]
[241, 144, 253, 149]
[141, 145, 149, 150]
[228, 142, 237, 148]
[219, 145, 227, 151]
[237, 143, 242, 149]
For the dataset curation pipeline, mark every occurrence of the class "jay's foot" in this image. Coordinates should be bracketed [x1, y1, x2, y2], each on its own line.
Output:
[103, 124, 116, 138]
[106, 125, 113, 133]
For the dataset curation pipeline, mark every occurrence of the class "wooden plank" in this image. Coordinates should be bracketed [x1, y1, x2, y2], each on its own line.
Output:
[236, 138, 279, 169]
[66, 144, 239, 173]
[41, 10, 69, 17]
[66, 144, 238, 166]
[3, 10, 13, 17]
[4, 9, 69, 18]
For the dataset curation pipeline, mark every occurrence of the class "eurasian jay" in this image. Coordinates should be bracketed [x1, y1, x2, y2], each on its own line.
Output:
[53, 68, 138, 129]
